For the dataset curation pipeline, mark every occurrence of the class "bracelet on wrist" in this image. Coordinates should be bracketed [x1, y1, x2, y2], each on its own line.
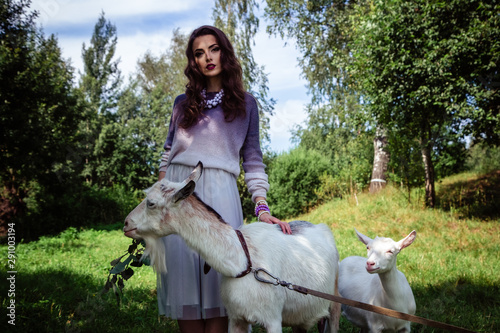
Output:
[257, 210, 270, 222]
[255, 204, 270, 217]
[256, 199, 268, 206]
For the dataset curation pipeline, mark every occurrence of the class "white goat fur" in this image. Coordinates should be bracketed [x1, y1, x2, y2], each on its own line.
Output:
[123, 163, 340, 333]
[338, 229, 417, 333]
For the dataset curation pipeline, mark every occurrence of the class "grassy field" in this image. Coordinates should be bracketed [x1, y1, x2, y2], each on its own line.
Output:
[1, 171, 499, 332]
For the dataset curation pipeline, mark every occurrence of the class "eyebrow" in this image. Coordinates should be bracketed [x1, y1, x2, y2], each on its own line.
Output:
[194, 43, 219, 53]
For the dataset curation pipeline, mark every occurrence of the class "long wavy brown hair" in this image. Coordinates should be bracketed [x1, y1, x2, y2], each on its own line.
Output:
[180, 25, 246, 129]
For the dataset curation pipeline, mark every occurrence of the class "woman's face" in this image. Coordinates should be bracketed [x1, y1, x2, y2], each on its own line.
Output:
[192, 34, 222, 79]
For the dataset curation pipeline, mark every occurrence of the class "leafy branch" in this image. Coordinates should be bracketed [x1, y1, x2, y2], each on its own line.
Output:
[102, 239, 149, 305]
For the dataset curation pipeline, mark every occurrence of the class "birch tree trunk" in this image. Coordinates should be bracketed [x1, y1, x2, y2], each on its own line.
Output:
[369, 127, 390, 193]
[420, 143, 436, 208]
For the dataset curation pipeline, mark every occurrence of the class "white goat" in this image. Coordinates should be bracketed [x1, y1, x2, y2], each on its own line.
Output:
[123, 162, 340, 333]
[338, 229, 417, 333]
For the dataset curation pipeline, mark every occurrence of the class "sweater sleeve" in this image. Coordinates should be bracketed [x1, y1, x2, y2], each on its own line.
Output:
[241, 95, 270, 202]
[159, 96, 182, 173]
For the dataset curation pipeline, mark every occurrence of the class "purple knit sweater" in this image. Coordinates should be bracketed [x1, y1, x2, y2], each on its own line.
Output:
[159, 93, 269, 201]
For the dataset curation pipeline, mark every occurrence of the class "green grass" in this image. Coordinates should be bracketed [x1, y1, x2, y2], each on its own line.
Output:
[1, 171, 499, 332]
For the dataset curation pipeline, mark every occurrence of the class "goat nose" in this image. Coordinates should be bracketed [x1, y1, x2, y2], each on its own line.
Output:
[367, 261, 375, 267]
[124, 220, 128, 227]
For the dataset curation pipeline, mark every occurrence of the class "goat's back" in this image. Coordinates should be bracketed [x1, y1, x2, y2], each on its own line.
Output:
[243, 221, 338, 280]
[221, 221, 339, 329]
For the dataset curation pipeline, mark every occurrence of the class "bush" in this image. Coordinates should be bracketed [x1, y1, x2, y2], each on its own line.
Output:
[466, 143, 500, 174]
[267, 148, 331, 218]
[17, 184, 143, 241]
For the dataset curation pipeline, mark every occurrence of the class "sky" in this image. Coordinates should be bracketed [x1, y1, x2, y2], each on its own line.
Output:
[30, 0, 310, 152]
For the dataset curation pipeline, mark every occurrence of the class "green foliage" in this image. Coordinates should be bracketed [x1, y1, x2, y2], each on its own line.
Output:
[267, 148, 331, 218]
[351, 0, 500, 137]
[78, 12, 123, 186]
[466, 142, 500, 174]
[79, 11, 122, 115]
[293, 103, 374, 195]
[17, 183, 143, 241]
[349, 0, 500, 205]
[265, 0, 499, 207]
[0, 0, 84, 231]
[265, 0, 358, 104]
[103, 239, 150, 306]
[436, 171, 500, 220]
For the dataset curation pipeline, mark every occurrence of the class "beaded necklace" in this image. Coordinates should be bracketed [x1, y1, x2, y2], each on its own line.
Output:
[201, 88, 224, 109]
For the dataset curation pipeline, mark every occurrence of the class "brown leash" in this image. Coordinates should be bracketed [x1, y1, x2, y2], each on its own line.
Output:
[234, 230, 253, 278]
[253, 268, 478, 333]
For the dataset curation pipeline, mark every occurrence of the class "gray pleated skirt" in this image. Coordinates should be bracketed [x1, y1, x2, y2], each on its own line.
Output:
[157, 163, 244, 320]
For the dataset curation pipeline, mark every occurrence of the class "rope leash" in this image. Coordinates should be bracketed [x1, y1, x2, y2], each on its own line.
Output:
[253, 268, 477, 333]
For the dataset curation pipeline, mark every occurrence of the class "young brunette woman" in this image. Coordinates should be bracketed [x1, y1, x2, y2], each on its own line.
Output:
[157, 25, 291, 333]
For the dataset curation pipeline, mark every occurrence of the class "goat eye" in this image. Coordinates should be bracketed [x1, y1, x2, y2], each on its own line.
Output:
[146, 199, 156, 208]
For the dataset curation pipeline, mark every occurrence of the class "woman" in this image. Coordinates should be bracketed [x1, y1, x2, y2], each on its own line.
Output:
[157, 25, 291, 333]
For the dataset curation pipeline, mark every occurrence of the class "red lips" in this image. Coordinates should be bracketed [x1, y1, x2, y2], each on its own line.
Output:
[207, 64, 215, 70]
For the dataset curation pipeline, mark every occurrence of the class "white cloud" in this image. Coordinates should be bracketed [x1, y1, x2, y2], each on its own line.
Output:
[31, 0, 206, 27]
[115, 30, 176, 77]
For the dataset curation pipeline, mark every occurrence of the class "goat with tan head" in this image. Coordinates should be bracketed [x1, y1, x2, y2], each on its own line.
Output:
[123, 162, 340, 333]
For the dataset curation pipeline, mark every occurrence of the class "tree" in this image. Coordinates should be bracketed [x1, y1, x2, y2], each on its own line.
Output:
[265, 0, 358, 105]
[291, 102, 373, 197]
[350, 0, 500, 207]
[78, 11, 122, 185]
[369, 127, 390, 193]
[79, 10, 121, 115]
[265, 0, 375, 195]
[0, 0, 83, 234]
[134, 28, 187, 151]
[105, 29, 189, 189]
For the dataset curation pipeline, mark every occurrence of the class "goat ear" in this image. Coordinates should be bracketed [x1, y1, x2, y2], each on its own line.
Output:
[398, 230, 417, 250]
[185, 161, 203, 184]
[355, 228, 372, 245]
[173, 180, 196, 203]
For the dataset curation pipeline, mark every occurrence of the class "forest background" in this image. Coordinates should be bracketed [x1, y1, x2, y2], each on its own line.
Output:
[1, 0, 499, 242]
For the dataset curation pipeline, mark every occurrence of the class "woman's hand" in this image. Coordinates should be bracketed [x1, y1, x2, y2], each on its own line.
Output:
[259, 212, 292, 235]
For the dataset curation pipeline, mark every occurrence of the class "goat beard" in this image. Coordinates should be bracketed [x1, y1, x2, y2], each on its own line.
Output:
[142, 236, 167, 274]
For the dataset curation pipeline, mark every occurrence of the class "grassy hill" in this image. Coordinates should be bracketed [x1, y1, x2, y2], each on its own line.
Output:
[1, 171, 498, 332]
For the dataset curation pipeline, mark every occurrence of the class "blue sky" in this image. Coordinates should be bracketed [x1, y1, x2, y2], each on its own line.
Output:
[31, 0, 310, 152]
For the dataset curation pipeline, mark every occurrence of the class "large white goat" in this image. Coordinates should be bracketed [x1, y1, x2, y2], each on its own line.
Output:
[123, 162, 340, 333]
[338, 229, 417, 333]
